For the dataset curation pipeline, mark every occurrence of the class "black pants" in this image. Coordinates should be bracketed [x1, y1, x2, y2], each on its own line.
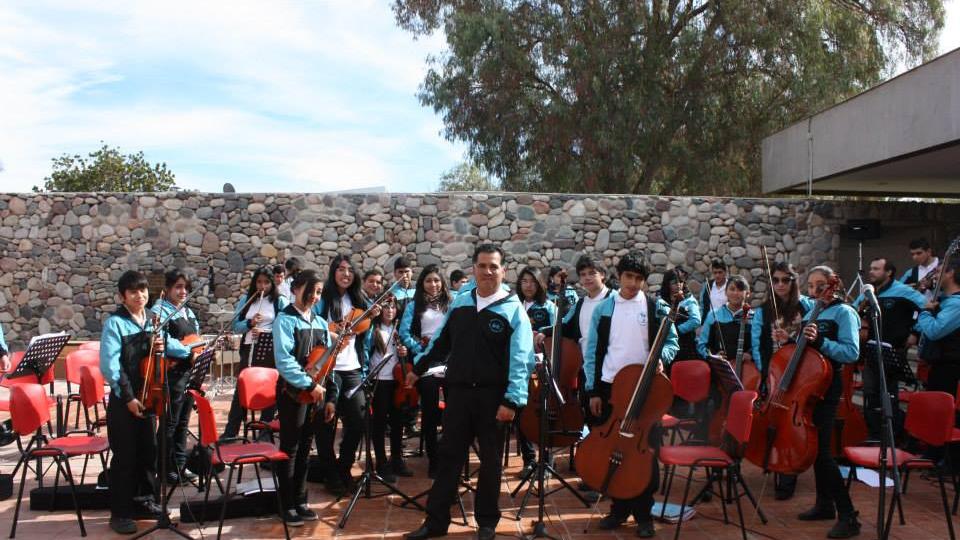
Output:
[275, 388, 321, 510]
[596, 381, 659, 523]
[222, 346, 277, 440]
[514, 410, 535, 464]
[425, 385, 506, 530]
[417, 376, 444, 466]
[314, 369, 366, 481]
[371, 380, 404, 466]
[813, 365, 855, 516]
[107, 395, 157, 518]
[158, 362, 193, 469]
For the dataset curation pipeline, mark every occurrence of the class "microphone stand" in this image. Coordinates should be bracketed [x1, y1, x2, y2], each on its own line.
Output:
[865, 296, 901, 540]
[338, 351, 425, 528]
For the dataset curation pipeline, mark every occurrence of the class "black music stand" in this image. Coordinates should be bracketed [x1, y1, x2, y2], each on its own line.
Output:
[251, 332, 274, 369]
[338, 355, 425, 528]
[6, 333, 70, 384]
[6, 333, 70, 479]
[704, 353, 745, 393]
[513, 359, 590, 538]
[187, 347, 217, 392]
[863, 340, 916, 387]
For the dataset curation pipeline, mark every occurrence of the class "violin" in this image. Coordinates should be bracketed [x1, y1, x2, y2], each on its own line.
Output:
[745, 276, 839, 474]
[707, 304, 760, 444]
[392, 325, 419, 407]
[574, 295, 677, 499]
[519, 270, 585, 448]
[139, 293, 169, 416]
[290, 291, 391, 404]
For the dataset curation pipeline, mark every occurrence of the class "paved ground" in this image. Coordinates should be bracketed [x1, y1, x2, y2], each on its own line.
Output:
[1, 383, 957, 539]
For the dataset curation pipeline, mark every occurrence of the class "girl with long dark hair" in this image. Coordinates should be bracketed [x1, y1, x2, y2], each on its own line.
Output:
[222, 266, 289, 440]
[368, 296, 411, 483]
[313, 254, 376, 495]
[399, 264, 451, 478]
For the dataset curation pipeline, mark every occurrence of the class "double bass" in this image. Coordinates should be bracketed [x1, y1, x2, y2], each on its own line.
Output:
[574, 297, 676, 499]
[519, 270, 584, 448]
[745, 277, 839, 474]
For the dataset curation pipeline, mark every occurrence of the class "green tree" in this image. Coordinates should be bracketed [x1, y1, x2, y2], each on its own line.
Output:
[438, 162, 500, 191]
[394, 0, 943, 195]
[34, 143, 176, 192]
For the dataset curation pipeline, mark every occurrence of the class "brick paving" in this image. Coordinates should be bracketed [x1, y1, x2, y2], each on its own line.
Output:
[1, 385, 957, 539]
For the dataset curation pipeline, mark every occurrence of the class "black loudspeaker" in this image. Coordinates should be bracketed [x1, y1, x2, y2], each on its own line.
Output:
[845, 219, 882, 240]
[29, 484, 111, 510]
[0, 474, 12, 500]
[178, 491, 278, 523]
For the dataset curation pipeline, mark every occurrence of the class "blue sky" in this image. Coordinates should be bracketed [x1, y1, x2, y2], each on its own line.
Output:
[1, 1, 958, 194]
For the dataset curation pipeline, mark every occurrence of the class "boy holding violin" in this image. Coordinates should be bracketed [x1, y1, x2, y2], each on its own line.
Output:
[99, 270, 167, 535]
[582, 251, 678, 538]
[150, 269, 202, 485]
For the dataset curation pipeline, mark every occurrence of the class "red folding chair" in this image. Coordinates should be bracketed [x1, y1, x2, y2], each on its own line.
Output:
[78, 365, 107, 433]
[659, 390, 762, 540]
[659, 360, 712, 493]
[238, 367, 280, 442]
[661, 359, 712, 442]
[844, 391, 955, 540]
[190, 389, 290, 540]
[9, 383, 109, 538]
[63, 349, 102, 429]
[78, 341, 100, 352]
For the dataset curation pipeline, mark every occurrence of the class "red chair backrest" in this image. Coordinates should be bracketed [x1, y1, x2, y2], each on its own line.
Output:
[2, 351, 54, 387]
[66, 349, 101, 385]
[905, 391, 954, 446]
[724, 390, 758, 444]
[189, 389, 219, 447]
[670, 360, 711, 403]
[78, 365, 105, 407]
[238, 367, 279, 411]
[78, 341, 100, 351]
[10, 383, 51, 435]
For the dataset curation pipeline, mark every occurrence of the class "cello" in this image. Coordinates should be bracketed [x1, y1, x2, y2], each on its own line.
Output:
[707, 304, 760, 444]
[574, 297, 676, 499]
[519, 270, 585, 448]
[745, 276, 839, 474]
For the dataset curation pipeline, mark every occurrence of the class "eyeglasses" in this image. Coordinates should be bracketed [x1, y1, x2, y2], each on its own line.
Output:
[772, 277, 794, 285]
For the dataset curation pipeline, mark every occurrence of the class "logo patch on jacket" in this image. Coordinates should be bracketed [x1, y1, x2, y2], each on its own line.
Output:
[532, 311, 547, 324]
[488, 319, 505, 333]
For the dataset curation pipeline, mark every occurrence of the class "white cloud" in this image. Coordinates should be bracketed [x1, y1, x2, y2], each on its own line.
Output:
[0, 0, 462, 193]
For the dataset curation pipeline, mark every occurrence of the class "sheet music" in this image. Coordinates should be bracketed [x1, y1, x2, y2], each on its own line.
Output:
[423, 365, 447, 378]
[28, 331, 68, 347]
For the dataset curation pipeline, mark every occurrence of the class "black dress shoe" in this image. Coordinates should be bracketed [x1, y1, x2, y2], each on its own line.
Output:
[134, 499, 163, 519]
[392, 459, 415, 477]
[797, 505, 836, 521]
[295, 503, 318, 521]
[282, 509, 304, 527]
[377, 467, 398, 484]
[827, 512, 861, 538]
[635, 521, 656, 538]
[405, 524, 447, 540]
[110, 517, 137, 534]
[477, 526, 496, 540]
[598, 514, 627, 530]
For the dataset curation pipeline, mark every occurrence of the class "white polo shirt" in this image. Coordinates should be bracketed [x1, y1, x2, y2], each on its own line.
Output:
[578, 287, 609, 356]
[601, 292, 650, 384]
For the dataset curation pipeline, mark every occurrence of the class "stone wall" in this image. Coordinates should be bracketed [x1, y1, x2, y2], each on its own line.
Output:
[0, 192, 956, 347]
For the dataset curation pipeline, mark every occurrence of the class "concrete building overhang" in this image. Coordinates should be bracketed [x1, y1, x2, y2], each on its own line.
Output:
[762, 48, 960, 196]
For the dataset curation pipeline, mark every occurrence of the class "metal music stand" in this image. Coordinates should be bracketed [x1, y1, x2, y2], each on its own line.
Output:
[863, 340, 916, 387]
[337, 355, 425, 528]
[187, 348, 217, 392]
[5, 333, 70, 384]
[251, 332, 274, 369]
